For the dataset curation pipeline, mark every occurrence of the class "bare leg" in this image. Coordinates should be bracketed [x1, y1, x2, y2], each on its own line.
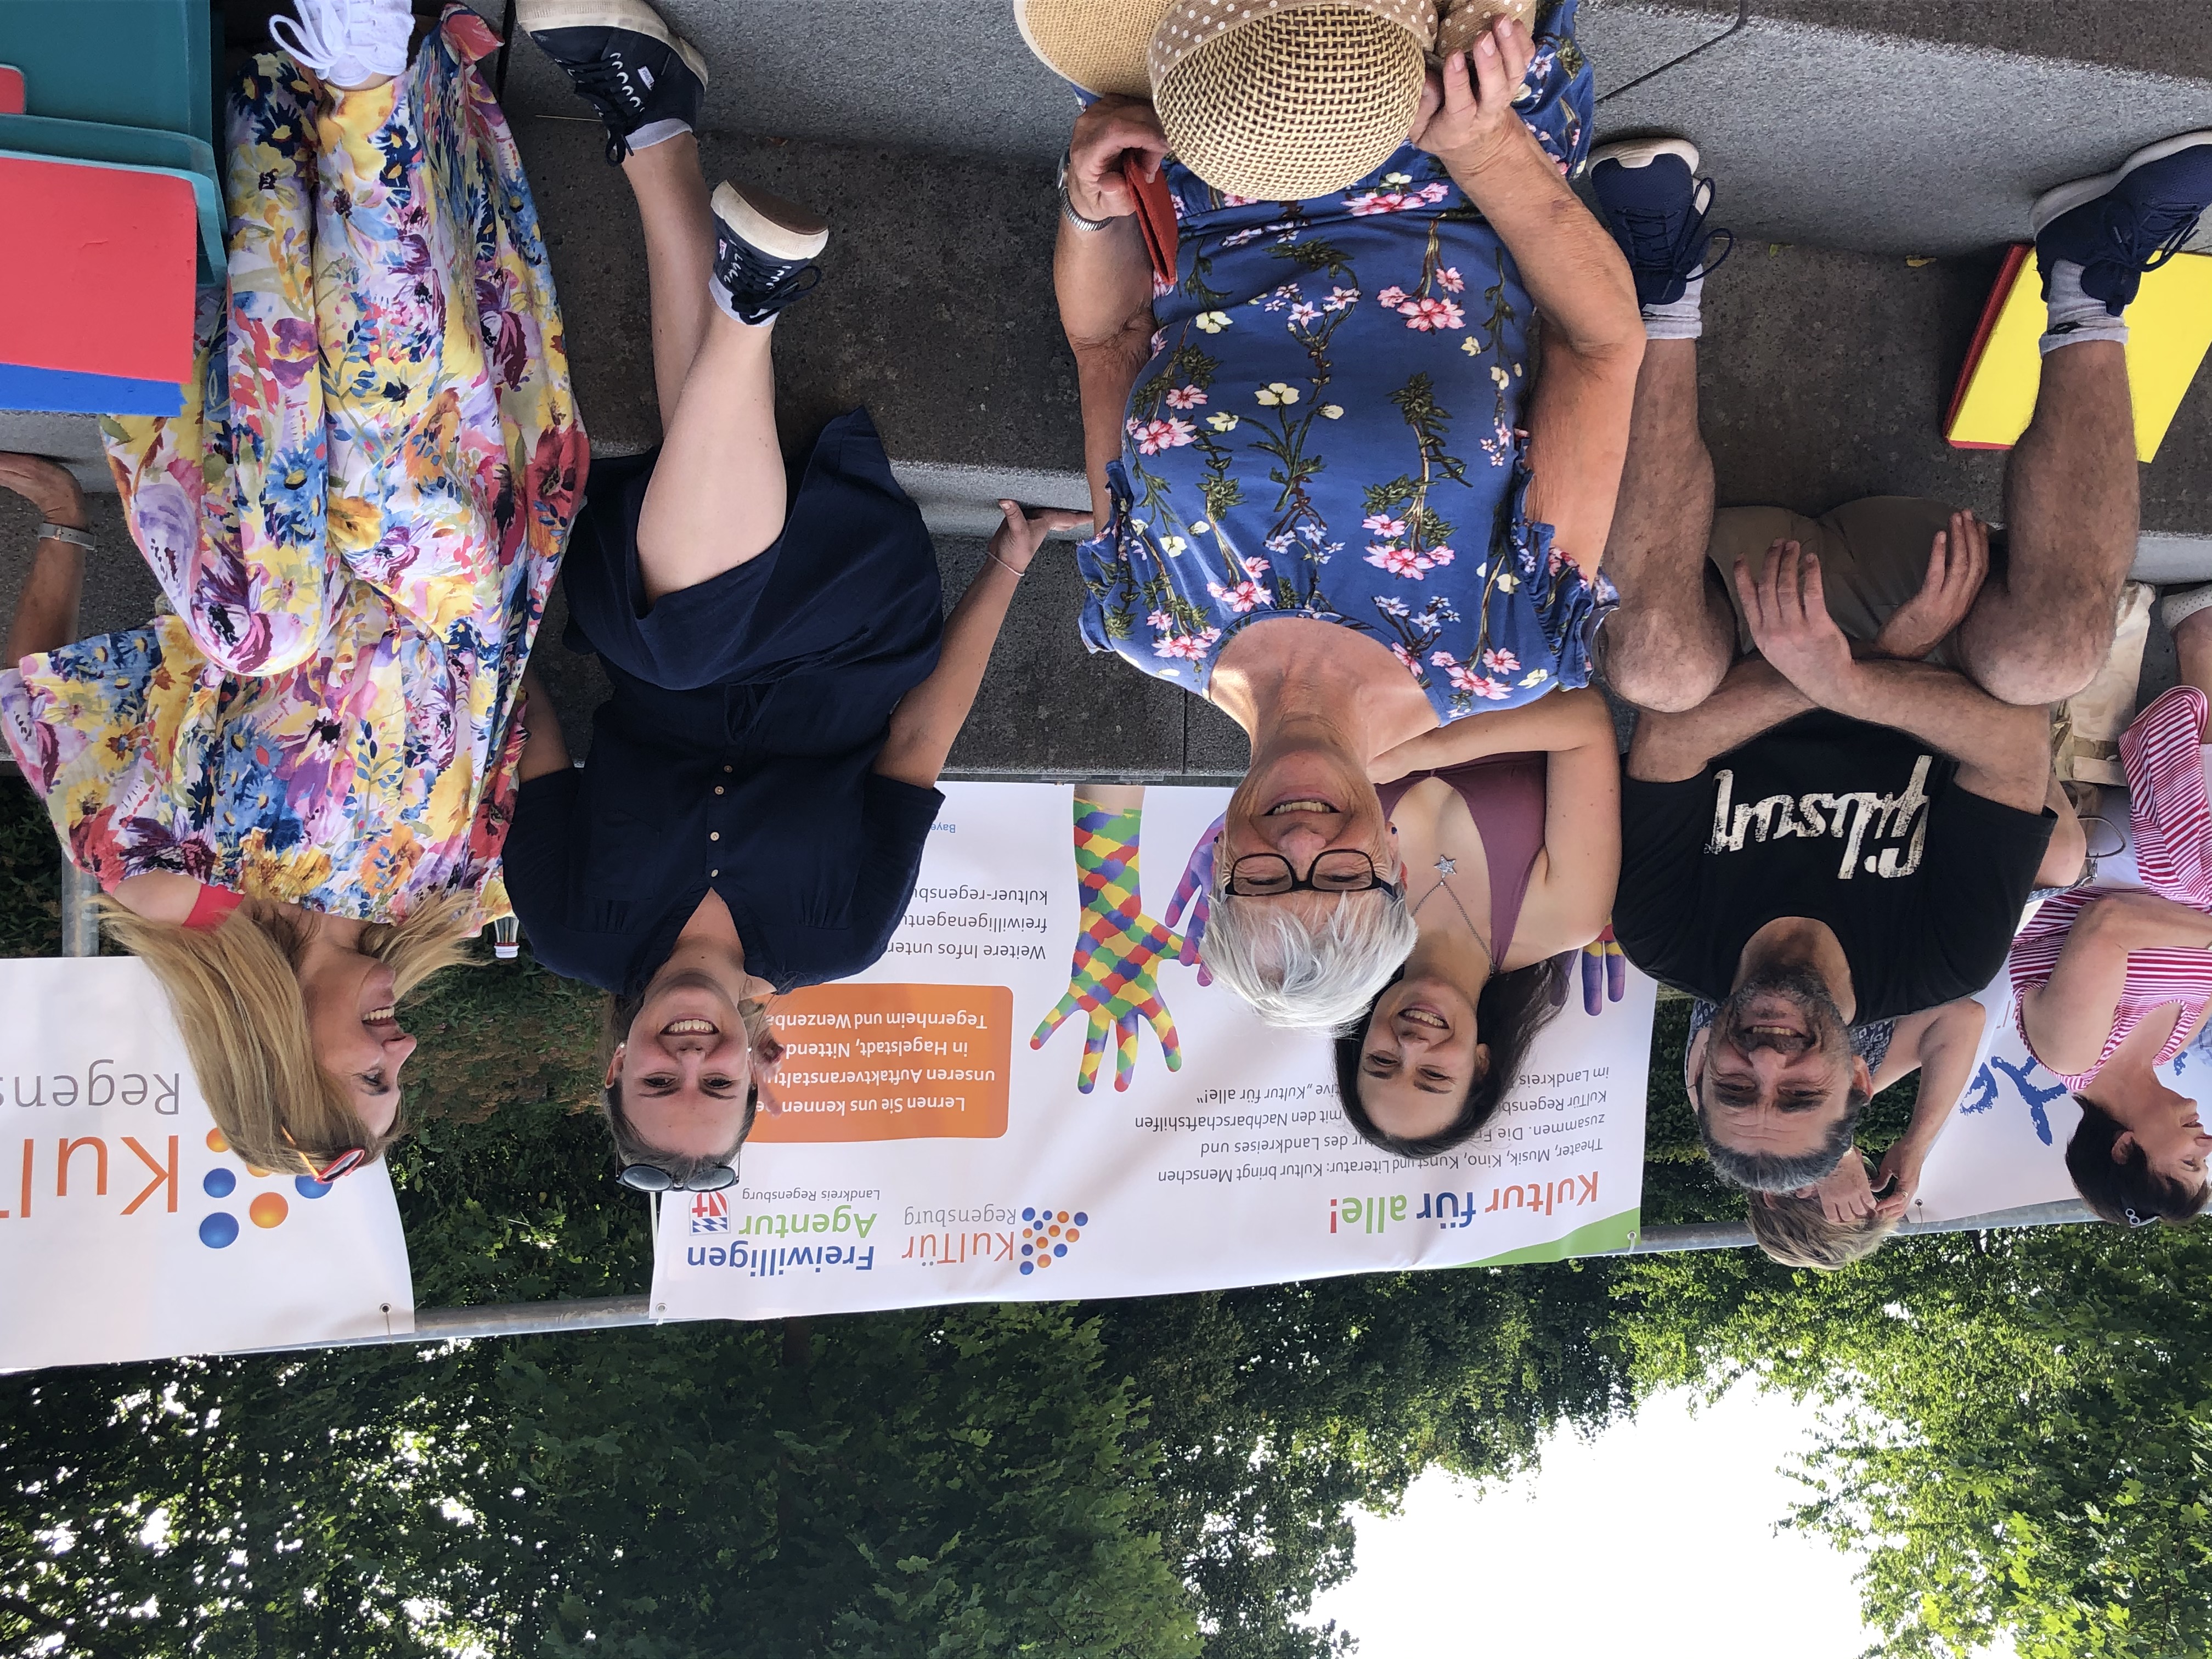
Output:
[1594, 338, 1733, 713]
[620, 137, 788, 604]
[2, 455, 90, 663]
[1956, 342, 2137, 706]
[622, 134, 719, 431]
[2174, 605, 2212, 697]
[4, 539, 85, 665]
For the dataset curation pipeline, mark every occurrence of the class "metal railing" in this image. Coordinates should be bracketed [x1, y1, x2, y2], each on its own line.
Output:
[204, 1204, 2097, 1357]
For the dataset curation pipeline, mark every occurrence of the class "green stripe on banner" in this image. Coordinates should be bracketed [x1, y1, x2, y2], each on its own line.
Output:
[1457, 1207, 1640, 1267]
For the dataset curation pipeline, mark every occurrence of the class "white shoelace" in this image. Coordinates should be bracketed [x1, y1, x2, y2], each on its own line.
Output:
[270, 0, 413, 83]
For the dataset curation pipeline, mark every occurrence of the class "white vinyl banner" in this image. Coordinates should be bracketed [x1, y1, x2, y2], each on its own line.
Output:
[1909, 782, 2197, 1222]
[651, 782, 1652, 1323]
[0, 957, 415, 1369]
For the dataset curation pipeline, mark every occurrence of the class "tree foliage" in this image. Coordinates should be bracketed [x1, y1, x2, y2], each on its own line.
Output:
[5, 779, 2212, 1657]
[1617, 1227, 2212, 1659]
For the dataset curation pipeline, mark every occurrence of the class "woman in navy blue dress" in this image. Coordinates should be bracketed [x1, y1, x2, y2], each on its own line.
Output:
[1058, 2, 1641, 1028]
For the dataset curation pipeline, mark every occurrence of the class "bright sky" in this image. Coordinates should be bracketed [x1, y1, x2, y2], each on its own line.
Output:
[1307, 1381, 1926, 1658]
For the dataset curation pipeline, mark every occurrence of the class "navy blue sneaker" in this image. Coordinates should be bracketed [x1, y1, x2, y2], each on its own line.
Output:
[516, 0, 708, 166]
[710, 180, 828, 326]
[2032, 131, 2212, 315]
[1588, 137, 1734, 309]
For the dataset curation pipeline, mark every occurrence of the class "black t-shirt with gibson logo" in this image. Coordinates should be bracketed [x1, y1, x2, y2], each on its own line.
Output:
[1616, 710, 2053, 1022]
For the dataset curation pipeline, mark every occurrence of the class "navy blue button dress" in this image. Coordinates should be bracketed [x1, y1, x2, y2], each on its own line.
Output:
[505, 409, 945, 996]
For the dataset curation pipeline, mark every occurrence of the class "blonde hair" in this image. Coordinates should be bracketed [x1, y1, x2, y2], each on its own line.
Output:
[1746, 1190, 1899, 1271]
[99, 893, 480, 1177]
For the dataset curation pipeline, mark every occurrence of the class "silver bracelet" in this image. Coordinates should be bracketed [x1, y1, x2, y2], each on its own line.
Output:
[986, 546, 1026, 579]
[37, 522, 93, 552]
[1056, 150, 1111, 234]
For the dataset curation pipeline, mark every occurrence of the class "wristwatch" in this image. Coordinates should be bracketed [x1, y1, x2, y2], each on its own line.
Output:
[1057, 151, 1111, 234]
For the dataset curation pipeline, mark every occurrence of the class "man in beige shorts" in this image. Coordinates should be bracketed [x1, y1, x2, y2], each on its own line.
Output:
[1576, 126, 2204, 1191]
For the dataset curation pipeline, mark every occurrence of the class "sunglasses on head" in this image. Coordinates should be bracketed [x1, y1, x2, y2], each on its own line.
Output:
[617, 1160, 739, 1193]
[608, 1084, 756, 1194]
[281, 1128, 366, 1183]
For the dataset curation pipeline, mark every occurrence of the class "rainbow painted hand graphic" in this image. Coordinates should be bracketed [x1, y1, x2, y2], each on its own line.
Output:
[1031, 794, 1188, 1093]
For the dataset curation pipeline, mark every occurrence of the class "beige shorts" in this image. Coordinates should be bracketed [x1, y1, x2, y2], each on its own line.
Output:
[1707, 496, 1962, 672]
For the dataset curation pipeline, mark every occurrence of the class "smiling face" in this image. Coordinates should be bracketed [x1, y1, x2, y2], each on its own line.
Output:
[2116, 1093, 2212, 1187]
[1697, 967, 1863, 1166]
[297, 952, 414, 1139]
[1357, 970, 1487, 1142]
[1221, 742, 1398, 912]
[610, 970, 757, 1164]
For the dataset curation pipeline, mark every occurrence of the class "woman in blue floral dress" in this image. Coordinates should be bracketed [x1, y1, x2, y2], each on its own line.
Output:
[1057, 1, 1641, 1027]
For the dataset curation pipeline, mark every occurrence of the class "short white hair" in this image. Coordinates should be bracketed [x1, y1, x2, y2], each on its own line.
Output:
[1199, 885, 1418, 1032]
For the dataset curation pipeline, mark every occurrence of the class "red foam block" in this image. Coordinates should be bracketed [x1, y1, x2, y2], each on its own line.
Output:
[0, 68, 21, 115]
[0, 154, 198, 382]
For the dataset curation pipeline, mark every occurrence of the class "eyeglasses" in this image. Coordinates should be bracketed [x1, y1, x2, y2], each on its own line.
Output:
[1226, 850, 1402, 899]
[617, 1160, 738, 1193]
[2123, 1205, 2159, 1228]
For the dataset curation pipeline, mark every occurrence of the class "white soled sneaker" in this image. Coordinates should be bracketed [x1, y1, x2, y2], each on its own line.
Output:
[270, 0, 414, 87]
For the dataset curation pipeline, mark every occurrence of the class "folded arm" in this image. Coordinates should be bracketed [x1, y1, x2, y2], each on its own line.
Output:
[2021, 891, 2212, 1077]
[1735, 543, 2049, 812]
[1370, 684, 1616, 778]
[1628, 656, 1812, 783]
[1054, 99, 1169, 529]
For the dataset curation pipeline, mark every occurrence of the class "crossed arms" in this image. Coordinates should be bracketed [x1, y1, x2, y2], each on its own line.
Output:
[1629, 541, 2050, 814]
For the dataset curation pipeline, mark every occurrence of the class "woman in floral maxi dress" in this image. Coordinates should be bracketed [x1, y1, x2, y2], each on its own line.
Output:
[0, 7, 584, 1178]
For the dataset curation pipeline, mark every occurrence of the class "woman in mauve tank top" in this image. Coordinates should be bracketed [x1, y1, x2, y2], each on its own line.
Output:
[1332, 687, 1620, 1156]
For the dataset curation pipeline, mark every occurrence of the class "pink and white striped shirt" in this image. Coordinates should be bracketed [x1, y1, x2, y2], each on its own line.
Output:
[2010, 686, 2212, 1091]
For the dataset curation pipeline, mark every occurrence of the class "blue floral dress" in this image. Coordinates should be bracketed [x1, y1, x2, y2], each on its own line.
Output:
[1076, 1, 1602, 720]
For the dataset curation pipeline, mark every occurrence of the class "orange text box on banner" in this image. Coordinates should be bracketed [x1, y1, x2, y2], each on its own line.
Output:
[758, 984, 1012, 1142]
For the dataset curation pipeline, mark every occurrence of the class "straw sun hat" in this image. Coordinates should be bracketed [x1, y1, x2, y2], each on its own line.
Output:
[1017, 0, 1542, 201]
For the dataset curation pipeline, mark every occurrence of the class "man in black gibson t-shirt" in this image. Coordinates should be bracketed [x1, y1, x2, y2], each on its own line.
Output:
[1576, 133, 2189, 1192]
[1614, 576, 2057, 1191]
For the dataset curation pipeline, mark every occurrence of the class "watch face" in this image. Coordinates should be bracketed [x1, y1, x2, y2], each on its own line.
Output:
[1057, 151, 1071, 192]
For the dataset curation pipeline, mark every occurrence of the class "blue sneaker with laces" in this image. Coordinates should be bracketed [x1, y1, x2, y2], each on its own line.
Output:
[709, 180, 828, 326]
[1588, 137, 1734, 309]
[2032, 131, 2212, 315]
[517, 0, 708, 166]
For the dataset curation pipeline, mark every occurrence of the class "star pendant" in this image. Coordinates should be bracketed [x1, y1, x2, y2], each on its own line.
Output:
[1434, 856, 1457, 876]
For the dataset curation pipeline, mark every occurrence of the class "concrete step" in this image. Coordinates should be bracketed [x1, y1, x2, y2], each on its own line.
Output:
[489, 0, 2212, 258]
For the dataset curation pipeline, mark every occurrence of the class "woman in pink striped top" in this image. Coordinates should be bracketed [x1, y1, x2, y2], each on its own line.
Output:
[2010, 642, 2212, 1227]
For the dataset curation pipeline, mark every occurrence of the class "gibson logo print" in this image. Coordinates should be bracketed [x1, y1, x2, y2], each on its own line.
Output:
[1706, 755, 1933, 881]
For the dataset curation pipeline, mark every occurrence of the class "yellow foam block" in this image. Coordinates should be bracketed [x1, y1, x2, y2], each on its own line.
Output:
[1945, 247, 2212, 462]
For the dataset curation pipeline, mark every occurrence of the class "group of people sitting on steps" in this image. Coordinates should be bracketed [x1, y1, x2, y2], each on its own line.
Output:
[3, 0, 2208, 1270]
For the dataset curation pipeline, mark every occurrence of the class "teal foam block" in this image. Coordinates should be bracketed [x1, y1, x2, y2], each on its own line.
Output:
[0, 0, 213, 148]
[0, 363, 184, 417]
[0, 115, 221, 278]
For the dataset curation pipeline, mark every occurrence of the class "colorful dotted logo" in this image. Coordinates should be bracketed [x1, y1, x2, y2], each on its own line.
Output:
[1018, 1205, 1088, 1276]
[196, 1127, 333, 1248]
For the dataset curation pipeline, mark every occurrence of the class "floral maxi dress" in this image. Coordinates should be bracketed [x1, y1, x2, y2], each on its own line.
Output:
[1077, 0, 1604, 721]
[0, 8, 584, 925]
